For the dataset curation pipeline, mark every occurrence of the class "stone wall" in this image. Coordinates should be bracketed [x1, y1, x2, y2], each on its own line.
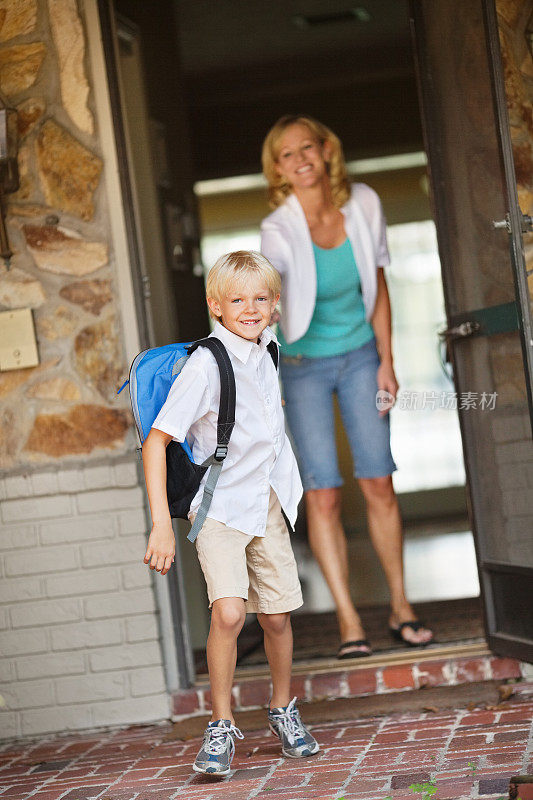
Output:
[497, 0, 533, 287]
[0, 1, 171, 739]
[0, 0, 134, 470]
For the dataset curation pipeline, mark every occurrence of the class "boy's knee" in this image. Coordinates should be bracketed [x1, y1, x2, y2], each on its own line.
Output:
[211, 600, 246, 633]
[258, 611, 290, 636]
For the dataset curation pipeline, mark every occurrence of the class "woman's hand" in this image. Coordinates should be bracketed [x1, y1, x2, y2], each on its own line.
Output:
[144, 521, 175, 575]
[270, 308, 281, 325]
[376, 361, 399, 417]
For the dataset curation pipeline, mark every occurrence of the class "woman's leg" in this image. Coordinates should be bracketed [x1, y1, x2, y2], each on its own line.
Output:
[357, 476, 433, 644]
[305, 487, 370, 652]
[280, 355, 370, 654]
[336, 341, 432, 645]
[257, 612, 293, 708]
[207, 597, 246, 722]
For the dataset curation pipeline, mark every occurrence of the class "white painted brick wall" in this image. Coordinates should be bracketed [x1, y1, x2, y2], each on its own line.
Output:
[45, 567, 120, 597]
[50, 619, 123, 651]
[126, 614, 160, 643]
[129, 666, 167, 697]
[0, 458, 172, 739]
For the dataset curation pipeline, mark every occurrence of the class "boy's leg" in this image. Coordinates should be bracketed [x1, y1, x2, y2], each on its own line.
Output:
[257, 612, 292, 709]
[207, 597, 246, 723]
[246, 494, 319, 758]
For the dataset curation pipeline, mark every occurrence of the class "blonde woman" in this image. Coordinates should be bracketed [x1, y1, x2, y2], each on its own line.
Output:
[260, 115, 433, 658]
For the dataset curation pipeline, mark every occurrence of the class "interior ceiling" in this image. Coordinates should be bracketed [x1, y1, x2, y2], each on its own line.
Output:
[174, 1, 422, 181]
[176, 0, 411, 74]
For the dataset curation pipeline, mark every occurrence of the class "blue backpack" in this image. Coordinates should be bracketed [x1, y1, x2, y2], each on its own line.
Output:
[120, 336, 278, 542]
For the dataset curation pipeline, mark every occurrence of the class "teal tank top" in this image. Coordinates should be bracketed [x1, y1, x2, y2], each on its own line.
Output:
[278, 238, 375, 358]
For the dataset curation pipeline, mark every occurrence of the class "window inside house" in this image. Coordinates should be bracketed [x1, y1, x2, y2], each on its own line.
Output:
[387, 219, 465, 493]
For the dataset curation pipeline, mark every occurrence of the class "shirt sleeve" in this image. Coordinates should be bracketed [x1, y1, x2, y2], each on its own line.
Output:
[354, 183, 391, 269]
[151, 362, 211, 442]
[260, 223, 292, 277]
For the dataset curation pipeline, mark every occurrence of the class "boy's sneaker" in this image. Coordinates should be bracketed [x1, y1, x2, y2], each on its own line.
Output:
[268, 697, 320, 758]
[193, 719, 244, 775]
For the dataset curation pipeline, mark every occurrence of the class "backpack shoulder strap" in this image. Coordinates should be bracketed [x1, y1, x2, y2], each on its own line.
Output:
[267, 340, 279, 371]
[185, 336, 236, 543]
[187, 337, 236, 458]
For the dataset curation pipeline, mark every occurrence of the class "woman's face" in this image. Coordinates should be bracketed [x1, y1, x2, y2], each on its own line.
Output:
[275, 123, 331, 191]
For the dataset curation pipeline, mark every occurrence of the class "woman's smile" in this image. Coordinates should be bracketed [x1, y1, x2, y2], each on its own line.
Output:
[275, 123, 329, 189]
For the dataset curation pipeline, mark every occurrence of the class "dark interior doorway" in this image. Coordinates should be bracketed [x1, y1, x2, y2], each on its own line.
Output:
[193, 597, 485, 673]
[178, 0, 422, 177]
[105, 0, 491, 678]
[172, 0, 481, 669]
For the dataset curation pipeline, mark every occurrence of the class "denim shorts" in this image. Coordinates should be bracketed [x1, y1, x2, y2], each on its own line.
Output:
[280, 338, 397, 490]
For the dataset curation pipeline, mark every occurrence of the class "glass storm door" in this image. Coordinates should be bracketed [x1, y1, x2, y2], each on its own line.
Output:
[410, 0, 533, 662]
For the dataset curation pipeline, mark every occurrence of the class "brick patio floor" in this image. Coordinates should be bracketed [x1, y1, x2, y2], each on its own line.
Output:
[1, 683, 532, 800]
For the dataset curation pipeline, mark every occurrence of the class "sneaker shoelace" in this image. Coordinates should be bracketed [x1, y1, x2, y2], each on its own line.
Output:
[271, 697, 306, 746]
[205, 722, 244, 755]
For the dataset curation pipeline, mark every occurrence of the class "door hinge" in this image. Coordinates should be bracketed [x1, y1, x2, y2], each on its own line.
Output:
[439, 321, 480, 341]
[440, 302, 519, 342]
[141, 274, 151, 299]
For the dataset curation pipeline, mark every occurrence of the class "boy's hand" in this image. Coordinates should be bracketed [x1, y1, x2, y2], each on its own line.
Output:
[144, 522, 176, 575]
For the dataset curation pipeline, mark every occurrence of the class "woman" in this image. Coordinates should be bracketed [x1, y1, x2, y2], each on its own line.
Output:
[260, 115, 433, 657]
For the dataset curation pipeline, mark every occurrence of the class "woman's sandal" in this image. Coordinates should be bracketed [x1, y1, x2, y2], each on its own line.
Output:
[337, 639, 373, 660]
[389, 621, 434, 648]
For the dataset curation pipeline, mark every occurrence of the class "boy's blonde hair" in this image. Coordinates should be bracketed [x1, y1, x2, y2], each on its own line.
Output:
[261, 114, 350, 210]
[206, 250, 281, 320]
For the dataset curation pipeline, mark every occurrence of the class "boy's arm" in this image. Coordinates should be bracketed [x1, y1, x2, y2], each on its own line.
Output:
[142, 427, 175, 575]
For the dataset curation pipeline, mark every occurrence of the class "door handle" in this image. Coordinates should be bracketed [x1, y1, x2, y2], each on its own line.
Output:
[492, 214, 511, 232]
[492, 212, 533, 233]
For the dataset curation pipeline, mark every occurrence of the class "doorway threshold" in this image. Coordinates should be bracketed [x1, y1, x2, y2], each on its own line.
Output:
[230, 640, 490, 679]
[171, 640, 524, 719]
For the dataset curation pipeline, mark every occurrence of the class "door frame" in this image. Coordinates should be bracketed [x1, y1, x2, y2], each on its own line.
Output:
[95, 0, 153, 352]
[410, 0, 533, 663]
[93, 0, 196, 690]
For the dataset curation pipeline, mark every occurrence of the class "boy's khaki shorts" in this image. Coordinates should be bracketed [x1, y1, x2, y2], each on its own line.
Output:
[194, 490, 303, 614]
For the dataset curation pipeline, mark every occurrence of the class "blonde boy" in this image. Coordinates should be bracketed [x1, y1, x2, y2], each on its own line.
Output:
[142, 251, 319, 775]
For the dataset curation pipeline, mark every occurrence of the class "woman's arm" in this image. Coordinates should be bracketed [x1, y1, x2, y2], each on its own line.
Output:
[142, 427, 175, 575]
[372, 267, 399, 416]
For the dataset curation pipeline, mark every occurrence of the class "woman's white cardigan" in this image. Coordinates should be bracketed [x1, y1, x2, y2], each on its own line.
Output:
[260, 183, 390, 345]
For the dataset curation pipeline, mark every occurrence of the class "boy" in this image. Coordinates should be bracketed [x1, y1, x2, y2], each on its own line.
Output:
[142, 251, 319, 775]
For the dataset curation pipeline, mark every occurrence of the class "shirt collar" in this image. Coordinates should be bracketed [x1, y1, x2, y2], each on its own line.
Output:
[285, 190, 350, 219]
[211, 321, 277, 364]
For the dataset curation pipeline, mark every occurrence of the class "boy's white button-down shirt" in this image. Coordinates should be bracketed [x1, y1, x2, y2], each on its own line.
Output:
[152, 322, 303, 538]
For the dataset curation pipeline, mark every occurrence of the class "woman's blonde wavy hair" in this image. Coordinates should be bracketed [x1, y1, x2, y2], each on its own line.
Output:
[261, 115, 351, 210]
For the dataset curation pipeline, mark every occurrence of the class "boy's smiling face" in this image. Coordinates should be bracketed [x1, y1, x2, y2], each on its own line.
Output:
[207, 275, 279, 342]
